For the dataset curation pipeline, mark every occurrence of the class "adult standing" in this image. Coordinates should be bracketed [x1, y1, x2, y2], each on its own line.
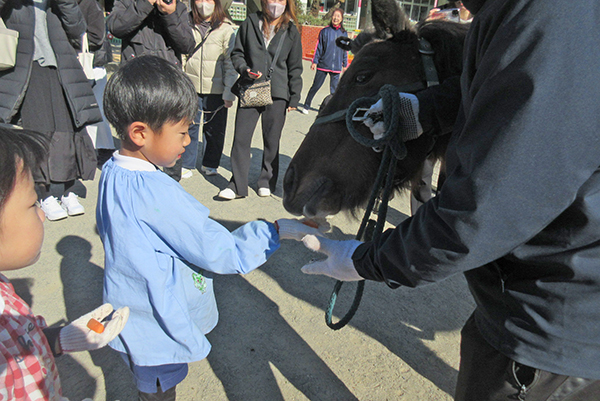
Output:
[77, 0, 116, 165]
[178, 0, 237, 179]
[106, 0, 194, 67]
[301, 0, 600, 400]
[299, 8, 347, 114]
[0, 0, 102, 221]
[218, 0, 303, 199]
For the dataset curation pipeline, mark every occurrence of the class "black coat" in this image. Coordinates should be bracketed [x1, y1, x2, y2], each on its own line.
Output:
[76, 0, 112, 67]
[106, 0, 195, 66]
[231, 12, 303, 108]
[354, 0, 600, 379]
[0, 0, 102, 127]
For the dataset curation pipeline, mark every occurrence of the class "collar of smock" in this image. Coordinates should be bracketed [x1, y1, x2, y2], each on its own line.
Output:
[113, 151, 158, 172]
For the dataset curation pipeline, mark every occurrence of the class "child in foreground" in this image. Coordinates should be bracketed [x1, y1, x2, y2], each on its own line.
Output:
[99, 55, 321, 400]
[0, 127, 129, 400]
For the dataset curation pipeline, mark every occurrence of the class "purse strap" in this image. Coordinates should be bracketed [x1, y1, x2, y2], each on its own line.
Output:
[81, 32, 89, 53]
[266, 29, 287, 81]
[188, 27, 213, 59]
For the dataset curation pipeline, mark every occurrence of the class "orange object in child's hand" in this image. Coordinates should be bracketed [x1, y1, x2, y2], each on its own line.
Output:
[87, 318, 105, 334]
[302, 220, 319, 229]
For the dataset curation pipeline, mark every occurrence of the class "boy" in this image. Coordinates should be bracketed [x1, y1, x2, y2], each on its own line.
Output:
[99, 55, 320, 400]
[0, 127, 129, 399]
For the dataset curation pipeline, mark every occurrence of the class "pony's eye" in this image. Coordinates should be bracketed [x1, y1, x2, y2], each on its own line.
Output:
[355, 74, 371, 84]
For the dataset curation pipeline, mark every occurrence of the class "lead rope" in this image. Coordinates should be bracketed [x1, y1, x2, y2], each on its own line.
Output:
[325, 84, 406, 330]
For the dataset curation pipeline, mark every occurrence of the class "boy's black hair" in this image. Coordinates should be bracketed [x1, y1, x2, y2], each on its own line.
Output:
[103, 56, 198, 141]
[0, 126, 48, 212]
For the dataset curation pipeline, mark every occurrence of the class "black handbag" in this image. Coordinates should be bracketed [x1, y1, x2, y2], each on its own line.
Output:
[234, 30, 287, 108]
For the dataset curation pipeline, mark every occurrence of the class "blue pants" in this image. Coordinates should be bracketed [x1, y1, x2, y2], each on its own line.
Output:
[181, 94, 228, 170]
[303, 69, 340, 108]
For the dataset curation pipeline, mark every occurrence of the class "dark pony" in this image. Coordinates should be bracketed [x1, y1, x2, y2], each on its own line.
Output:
[282, 0, 468, 217]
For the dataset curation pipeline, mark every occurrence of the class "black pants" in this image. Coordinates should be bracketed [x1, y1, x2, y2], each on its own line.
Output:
[455, 314, 600, 401]
[304, 69, 340, 108]
[227, 99, 287, 196]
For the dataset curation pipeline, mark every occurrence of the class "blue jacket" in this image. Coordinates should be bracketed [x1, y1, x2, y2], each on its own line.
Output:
[97, 153, 280, 366]
[312, 24, 347, 73]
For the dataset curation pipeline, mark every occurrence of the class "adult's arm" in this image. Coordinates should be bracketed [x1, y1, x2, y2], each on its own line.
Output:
[106, 0, 154, 38]
[78, 0, 106, 51]
[231, 17, 251, 75]
[416, 75, 461, 137]
[311, 27, 325, 65]
[353, 1, 600, 288]
[53, 0, 87, 40]
[286, 26, 303, 108]
[159, 1, 195, 55]
[221, 24, 239, 102]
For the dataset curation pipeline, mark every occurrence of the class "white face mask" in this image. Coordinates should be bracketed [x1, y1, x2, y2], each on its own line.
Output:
[196, 2, 215, 18]
[267, 3, 285, 19]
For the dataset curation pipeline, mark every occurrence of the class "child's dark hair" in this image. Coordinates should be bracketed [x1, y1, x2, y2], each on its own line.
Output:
[103, 56, 198, 141]
[0, 126, 47, 212]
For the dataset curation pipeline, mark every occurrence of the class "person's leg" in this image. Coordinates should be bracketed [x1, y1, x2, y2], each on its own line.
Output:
[304, 70, 327, 109]
[257, 99, 287, 193]
[329, 72, 340, 94]
[455, 313, 600, 401]
[181, 95, 203, 170]
[60, 180, 85, 216]
[201, 94, 227, 169]
[226, 106, 261, 197]
[138, 385, 176, 401]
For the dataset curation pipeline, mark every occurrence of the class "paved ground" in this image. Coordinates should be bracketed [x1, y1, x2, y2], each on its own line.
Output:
[5, 60, 475, 400]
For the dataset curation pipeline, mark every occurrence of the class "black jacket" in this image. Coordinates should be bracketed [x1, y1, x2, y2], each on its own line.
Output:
[354, 0, 600, 379]
[77, 0, 112, 67]
[106, 0, 195, 66]
[0, 0, 102, 127]
[231, 12, 303, 108]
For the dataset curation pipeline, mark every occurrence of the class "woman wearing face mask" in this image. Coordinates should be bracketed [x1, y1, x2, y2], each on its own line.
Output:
[177, 0, 238, 179]
[218, 0, 303, 200]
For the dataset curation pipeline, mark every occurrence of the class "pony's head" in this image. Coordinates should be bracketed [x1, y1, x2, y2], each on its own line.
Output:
[283, 0, 468, 217]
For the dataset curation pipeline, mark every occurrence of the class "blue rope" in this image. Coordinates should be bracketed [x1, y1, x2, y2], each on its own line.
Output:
[325, 85, 405, 330]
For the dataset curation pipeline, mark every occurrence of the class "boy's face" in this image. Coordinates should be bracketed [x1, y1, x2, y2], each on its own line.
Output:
[143, 120, 192, 168]
[0, 165, 45, 271]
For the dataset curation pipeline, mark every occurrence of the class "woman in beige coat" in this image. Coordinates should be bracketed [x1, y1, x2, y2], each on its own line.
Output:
[179, 0, 238, 178]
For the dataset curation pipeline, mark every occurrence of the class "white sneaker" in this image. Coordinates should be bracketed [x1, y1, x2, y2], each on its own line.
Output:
[181, 168, 193, 179]
[40, 196, 68, 221]
[218, 188, 241, 200]
[299, 107, 309, 115]
[60, 193, 85, 216]
[257, 188, 271, 197]
[200, 166, 218, 176]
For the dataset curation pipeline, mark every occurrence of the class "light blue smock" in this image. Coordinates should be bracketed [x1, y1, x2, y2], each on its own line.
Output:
[96, 152, 280, 366]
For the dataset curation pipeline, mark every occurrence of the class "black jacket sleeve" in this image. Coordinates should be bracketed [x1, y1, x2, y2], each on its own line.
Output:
[106, 0, 154, 38]
[416, 75, 461, 137]
[160, 2, 195, 55]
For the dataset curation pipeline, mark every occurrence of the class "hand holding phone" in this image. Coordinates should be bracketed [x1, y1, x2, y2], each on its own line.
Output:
[247, 69, 262, 79]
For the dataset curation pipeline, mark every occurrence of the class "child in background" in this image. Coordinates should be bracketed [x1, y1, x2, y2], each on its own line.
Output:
[99, 55, 322, 400]
[0, 127, 129, 399]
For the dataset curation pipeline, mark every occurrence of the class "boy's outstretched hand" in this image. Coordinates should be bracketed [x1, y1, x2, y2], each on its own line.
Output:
[275, 218, 330, 241]
[301, 235, 364, 281]
[59, 304, 130, 353]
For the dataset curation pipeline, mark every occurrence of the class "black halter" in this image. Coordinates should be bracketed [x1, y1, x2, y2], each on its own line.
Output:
[322, 37, 441, 331]
[312, 37, 439, 127]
